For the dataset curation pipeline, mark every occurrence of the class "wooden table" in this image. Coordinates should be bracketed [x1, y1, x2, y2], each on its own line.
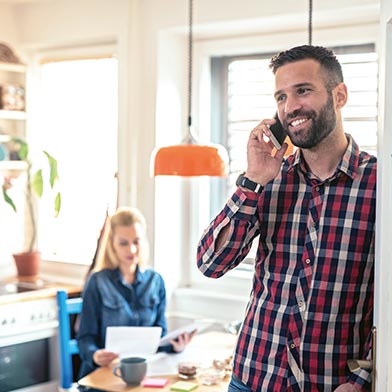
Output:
[78, 331, 237, 392]
[78, 367, 230, 391]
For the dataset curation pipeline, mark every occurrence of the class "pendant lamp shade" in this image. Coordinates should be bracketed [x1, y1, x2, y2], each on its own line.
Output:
[152, 135, 229, 177]
[151, 0, 229, 177]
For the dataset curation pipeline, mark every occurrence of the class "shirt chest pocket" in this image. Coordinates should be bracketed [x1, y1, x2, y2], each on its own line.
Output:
[137, 293, 160, 309]
[101, 296, 133, 326]
[135, 293, 161, 326]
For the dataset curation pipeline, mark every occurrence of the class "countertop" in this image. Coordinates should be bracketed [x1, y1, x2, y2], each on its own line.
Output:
[0, 275, 82, 305]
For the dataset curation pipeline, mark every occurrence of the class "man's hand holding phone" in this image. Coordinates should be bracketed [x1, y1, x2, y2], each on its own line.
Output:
[269, 113, 288, 150]
[245, 114, 288, 186]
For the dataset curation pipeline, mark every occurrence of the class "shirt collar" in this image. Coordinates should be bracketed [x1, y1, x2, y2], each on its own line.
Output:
[287, 134, 359, 180]
[113, 265, 143, 286]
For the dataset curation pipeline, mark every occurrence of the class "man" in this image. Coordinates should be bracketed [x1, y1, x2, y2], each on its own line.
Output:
[197, 45, 376, 391]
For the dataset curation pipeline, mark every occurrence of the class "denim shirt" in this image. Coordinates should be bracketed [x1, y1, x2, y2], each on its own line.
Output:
[77, 267, 170, 378]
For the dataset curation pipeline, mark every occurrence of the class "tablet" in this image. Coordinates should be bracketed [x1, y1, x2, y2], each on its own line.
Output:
[158, 323, 198, 347]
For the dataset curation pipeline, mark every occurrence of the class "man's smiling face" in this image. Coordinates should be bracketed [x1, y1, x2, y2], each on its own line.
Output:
[274, 59, 337, 149]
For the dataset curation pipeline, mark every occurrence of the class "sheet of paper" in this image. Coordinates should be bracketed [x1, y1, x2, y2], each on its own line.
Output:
[105, 326, 162, 357]
[158, 322, 200, 347]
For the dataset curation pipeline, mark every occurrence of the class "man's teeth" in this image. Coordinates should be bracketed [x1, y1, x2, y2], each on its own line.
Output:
[291, 118, 307, 127]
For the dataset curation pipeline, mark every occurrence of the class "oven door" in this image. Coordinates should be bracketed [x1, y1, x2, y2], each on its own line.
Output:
[0, 322, 59, 392]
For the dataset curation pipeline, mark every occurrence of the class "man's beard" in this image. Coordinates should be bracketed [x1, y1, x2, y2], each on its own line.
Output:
[284, 92, 337, 149]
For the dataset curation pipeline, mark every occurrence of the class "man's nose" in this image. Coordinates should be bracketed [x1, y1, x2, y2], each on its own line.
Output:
[284, 95, 301, 115]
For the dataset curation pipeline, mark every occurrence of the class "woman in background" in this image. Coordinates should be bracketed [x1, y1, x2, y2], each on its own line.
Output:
[77, 207, 192, 378]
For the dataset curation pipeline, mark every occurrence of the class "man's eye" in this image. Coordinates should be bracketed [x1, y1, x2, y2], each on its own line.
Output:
[298, 87, 310, 95]
[276, 95, 285, 103]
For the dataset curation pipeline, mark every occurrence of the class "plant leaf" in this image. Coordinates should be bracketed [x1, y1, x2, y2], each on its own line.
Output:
[54, 192, 61, 217]
[32, 169, 44, 197]
[43, 151, 59, 188]
[2, 189, 17, 212]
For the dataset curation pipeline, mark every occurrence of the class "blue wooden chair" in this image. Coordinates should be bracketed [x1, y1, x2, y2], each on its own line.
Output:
[57, 290, 83, 391]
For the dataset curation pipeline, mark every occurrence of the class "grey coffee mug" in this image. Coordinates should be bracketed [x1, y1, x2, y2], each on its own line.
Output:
[113, 356, 147, 386]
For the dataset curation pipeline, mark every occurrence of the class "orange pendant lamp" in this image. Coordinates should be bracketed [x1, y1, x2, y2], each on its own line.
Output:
[151, 0, 229, 177]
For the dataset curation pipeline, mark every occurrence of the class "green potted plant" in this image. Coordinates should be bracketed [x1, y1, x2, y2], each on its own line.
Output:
[2, 137, 61, 277]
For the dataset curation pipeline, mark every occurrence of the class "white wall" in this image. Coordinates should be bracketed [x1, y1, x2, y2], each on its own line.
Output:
[0, 3, 20, 45]
[14, 0, 129, 46]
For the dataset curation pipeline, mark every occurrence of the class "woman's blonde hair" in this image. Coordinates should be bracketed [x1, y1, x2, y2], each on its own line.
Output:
[94, 207, 149, 271]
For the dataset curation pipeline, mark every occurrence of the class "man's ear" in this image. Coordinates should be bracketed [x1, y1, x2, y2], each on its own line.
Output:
[334, 82, 348, 109]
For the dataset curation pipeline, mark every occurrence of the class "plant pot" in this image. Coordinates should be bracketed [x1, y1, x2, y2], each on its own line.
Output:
[12, 251, 41, 279]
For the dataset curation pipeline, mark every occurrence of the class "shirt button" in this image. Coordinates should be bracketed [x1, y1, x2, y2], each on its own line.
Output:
[235, 201, 240, 206]
[290, 343, 296, 349]
[315, 186, 320, 192]
[312, 222, 317, 228]
[305, 258, 311, 264]
[298, 300, 304, 308]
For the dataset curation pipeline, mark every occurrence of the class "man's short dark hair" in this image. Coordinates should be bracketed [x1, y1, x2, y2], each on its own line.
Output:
[269, 45, 344, 91]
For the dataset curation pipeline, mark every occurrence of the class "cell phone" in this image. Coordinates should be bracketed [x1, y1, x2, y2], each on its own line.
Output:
[268, 113, 287, 150]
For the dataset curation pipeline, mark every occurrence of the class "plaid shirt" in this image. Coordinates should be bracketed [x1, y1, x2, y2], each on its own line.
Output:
[197, 135, 376, 391]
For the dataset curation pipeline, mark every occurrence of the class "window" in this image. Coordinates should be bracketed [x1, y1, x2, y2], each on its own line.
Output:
[210, 44, 378, 267]
[35, 57, 118, 264]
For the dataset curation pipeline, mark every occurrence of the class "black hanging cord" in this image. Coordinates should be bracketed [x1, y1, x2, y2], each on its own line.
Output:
[308, 0, 313, 45]
[188, 0, 193, 128]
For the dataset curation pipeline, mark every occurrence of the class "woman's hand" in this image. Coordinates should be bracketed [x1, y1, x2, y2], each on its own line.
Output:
[171, 331, 196, 353]
[93, 349, 119, 367]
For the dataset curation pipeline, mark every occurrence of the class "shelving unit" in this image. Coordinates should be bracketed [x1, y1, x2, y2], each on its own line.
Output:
[0, 160, 28, 171]
[0, 134, 11, 143]
[0, 62, 26, 73]
[0, 61, 27, 175]
[0, 109, 27, 121]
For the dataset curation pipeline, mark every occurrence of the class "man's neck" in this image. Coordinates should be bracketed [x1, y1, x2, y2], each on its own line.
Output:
[301, 130, 348, 181]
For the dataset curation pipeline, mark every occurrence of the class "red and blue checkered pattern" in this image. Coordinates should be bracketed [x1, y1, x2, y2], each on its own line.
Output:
[197, 135, 376, 392]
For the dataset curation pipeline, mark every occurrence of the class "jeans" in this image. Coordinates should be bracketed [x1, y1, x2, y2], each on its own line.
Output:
[228, 373, 253, 392]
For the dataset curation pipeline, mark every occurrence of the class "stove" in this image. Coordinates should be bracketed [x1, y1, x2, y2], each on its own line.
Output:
[0, 279, 60, 392]
[0, 280, 49, 296]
